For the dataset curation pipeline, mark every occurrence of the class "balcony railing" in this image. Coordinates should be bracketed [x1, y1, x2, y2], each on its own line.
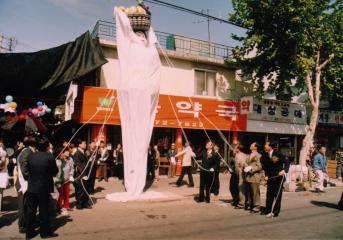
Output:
[92, 20, 233, 61]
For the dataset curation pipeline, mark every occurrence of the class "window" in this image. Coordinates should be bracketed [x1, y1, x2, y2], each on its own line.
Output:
[194, 70, 217, 97]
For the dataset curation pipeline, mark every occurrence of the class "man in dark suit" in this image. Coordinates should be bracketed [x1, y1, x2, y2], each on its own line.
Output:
[15, 136, 36, 234]
[73, 139, 92, 210]
[23, 137, 58, 239]
[86, 141, 97, 194]
[261, 142, 286, 218]
[196, 141, 218, 203]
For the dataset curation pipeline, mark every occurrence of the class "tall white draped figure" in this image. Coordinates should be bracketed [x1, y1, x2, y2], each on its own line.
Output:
[108, 8, 160, 200]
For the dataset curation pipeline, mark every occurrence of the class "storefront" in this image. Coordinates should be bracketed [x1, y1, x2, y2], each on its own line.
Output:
[316, 110, 343, 160]
[79, 86, 248, 173]
[239, 97, 308, 163]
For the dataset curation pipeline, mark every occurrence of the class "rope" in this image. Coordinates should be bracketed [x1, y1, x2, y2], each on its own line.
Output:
[54, 89, 114, 160]
[74, 95, 117, 182]
[159, 45, 223, 196]
[270, 174, 285, 216]
[158, 42, 234, 171]
[69, 94, 117, 207]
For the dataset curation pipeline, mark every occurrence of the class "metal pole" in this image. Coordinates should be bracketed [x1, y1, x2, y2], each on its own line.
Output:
[8, 38, 13, 52]
[206, 9, 211, 57]
[0, 35, 3, 53]
[295, 135, 298, 163]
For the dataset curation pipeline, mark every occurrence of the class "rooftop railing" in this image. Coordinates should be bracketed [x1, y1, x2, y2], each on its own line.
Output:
[92, 20, 233, 61]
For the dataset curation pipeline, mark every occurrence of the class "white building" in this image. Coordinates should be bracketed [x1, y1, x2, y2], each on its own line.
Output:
[79, 20, 308, 163]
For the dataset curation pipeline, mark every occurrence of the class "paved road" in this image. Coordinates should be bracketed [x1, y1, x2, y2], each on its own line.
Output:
[1, 174, 342, 239]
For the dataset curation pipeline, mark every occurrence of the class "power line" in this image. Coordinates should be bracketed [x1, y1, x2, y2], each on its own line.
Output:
[144, 0, 246, 29]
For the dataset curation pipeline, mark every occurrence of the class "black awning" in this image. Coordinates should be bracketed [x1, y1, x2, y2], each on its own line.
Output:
[0, 31, 107, 99]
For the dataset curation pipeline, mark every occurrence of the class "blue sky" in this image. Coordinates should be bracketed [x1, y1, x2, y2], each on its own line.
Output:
[0, 0, 246, 53]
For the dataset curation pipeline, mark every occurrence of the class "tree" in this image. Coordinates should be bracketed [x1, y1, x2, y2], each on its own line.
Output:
[229, 0, 343, 166]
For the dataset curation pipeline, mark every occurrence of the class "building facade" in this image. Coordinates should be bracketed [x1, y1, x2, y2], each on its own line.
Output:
[72, 20, 309, 167]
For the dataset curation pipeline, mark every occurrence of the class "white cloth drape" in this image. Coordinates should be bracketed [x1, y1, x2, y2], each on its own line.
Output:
[106, 8, 161, 201]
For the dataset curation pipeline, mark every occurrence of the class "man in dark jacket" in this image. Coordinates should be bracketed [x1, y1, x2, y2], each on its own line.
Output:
[73, 139, 91, 210]
[211, 144, 221, 196]
[196, 141, 218, 203]
[262, 142, 286, 218]
[14, 136, 36, 234]
[23, 137, 58, 239]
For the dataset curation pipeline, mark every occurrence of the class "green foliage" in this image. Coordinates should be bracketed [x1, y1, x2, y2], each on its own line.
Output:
[230, 0, 343, 102]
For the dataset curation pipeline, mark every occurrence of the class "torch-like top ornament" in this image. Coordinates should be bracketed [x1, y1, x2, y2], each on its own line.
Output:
[118, 2, 151, 33]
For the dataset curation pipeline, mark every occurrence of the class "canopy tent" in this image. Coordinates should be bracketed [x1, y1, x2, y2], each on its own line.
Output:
[0, 31, 107, 99]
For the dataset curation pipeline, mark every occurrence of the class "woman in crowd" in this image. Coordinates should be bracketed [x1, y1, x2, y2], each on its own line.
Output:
[54, 148, 74, 215]
[0, 141, 9, 193]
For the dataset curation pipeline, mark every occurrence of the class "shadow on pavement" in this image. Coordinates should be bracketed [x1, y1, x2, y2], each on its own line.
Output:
[1, 195, 18, 212]
[0, 211, 19, 228]
[94, 186, 105, 194]
[310, 200, 339, 210]
[52, 215, 72, 232]
[219, 199, 233, 204]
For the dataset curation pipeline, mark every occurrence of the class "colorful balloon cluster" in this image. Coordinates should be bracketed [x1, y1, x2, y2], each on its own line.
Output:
[0, 96, 52, 125]
[0, 95, 18, 113]
[29, 101, 52, 118]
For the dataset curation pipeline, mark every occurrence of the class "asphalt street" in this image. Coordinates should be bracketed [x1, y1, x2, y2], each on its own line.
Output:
[1, 174, 342, 240]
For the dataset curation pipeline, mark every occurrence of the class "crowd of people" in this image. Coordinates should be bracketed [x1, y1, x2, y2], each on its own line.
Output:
[0, 133, 342, 238]
[227, 142, 287, 218]
[0, 135, 126, 239]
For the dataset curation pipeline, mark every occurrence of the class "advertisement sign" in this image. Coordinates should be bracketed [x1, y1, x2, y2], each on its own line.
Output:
[240, 96, 254, 114]
[248, 99, 307, 125]
[318, 110, 343, 126]
[81, 87, 247, 131]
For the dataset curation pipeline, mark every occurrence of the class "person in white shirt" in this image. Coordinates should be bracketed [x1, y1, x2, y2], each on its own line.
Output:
[175, 142, 196, 187]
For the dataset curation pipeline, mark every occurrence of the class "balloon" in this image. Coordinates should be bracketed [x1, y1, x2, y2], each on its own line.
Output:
[19, 114, 25, 120]
[36, 101, 43, 107]
[8, 102, 17, 109]
[28, 112, 33, 117]
[46, 108, 52, 113]
[5, 95, 13, 103]
[32, 109, 39, 115]
[37, 106, 43, 111]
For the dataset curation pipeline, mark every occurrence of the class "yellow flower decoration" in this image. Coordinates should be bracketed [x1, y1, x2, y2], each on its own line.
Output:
[271, 156, 279, 163]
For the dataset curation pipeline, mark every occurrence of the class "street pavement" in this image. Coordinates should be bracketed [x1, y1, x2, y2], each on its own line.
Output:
[1, 173, 342, 240]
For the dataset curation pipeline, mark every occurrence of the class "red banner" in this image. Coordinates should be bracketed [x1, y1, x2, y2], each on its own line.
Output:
[81, 86, 247, 131]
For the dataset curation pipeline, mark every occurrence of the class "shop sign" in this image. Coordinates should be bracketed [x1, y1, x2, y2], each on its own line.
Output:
[318, 110, 343, 126]
[248, 99, 307, 124]
[240, 96, 254, 114]
[80, 86, 247, 131]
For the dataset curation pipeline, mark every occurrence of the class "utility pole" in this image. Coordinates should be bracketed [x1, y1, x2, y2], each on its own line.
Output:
[8, 37, 15, 52]
[204, 9, 211, 57]
[0, 34, 16, 52]
[0, 35, 3, 53]
[204, 9, 211, 44]
[194, 9, 213, 57]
